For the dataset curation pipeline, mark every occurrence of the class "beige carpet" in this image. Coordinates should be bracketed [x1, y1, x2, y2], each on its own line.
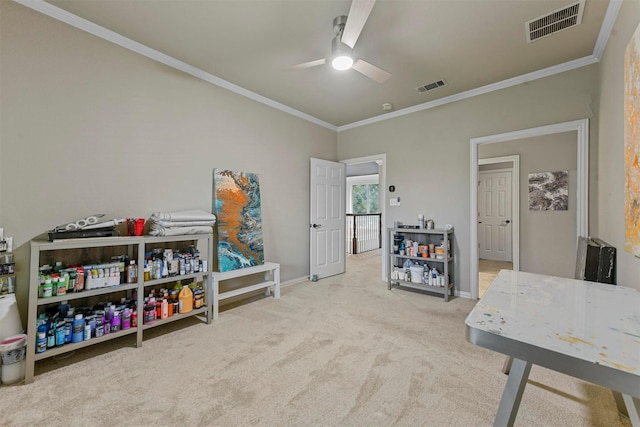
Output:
[0, 251, 629, 426]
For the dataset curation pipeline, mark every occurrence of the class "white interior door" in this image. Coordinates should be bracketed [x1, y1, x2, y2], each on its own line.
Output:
[310, 158, 346, 280]
[478, 170, 512, 261]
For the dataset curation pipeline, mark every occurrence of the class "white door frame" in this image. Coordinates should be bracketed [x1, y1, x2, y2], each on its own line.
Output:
[340, 153, 387, 282]
[469, 119, 589, 300]
[478, 156, 520, 269]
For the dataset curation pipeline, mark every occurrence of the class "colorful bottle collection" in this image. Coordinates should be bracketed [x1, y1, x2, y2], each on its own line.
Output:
[141, 282, 205, 325]
[35, 245, 207, 353]
[35, 297, 137, 354]
[144, 246, 204, 281]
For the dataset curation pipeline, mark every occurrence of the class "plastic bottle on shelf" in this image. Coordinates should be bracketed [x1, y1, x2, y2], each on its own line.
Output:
[178, 285, 193, 314]
[126, 260, 138, 284]
[55, 320, 66, 346]
[111, 311, 121, 332]
[36, 323, 47, 354]
[47, 319, 56, 349]
[71, 314, 84, 343]
[161, 299, 168, 319]
[123, 308, 131, 330]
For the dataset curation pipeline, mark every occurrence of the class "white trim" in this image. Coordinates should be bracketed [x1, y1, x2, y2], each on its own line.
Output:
[592, 0, 623, 60]
[478, 156, 520, 278]
[15, 0, 619, 132]
[455, 290, 472, 299]
[340, 154, 387, 282]
[469, 119, 589, 300]
[281, 276, 309, 288]
[13, 0, 336, 131]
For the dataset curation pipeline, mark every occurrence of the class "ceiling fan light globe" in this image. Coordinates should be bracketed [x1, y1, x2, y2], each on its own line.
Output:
[332, 55, 353, 70]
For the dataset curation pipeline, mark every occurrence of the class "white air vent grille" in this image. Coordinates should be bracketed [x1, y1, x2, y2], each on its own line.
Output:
[526, 0, 585, 43]
[416, 79, 447, 93]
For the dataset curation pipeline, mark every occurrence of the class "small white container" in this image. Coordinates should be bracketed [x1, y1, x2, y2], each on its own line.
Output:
[409, 265, 425, 284]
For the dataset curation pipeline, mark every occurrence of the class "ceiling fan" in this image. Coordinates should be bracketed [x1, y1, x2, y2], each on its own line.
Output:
[289, 0, 391, 83]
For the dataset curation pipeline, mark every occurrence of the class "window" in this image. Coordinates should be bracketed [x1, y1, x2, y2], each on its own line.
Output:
[347, 175, 379, 214]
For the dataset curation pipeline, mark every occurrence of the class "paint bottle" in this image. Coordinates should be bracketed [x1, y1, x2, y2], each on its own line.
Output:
[122, 308, 131, 330]
[36, 323, 47, 354]
[111, 311, 121, 332]
[83, 324, 91, 341]
[72, 314, 84, 343]
[178, 285, 193, 314]
[47, 320, 56, 348]
[42, 279, 53, 298]
[55, 320, 66, 346]
[161, 299, 168, 319]
[126, 260, 138, 284]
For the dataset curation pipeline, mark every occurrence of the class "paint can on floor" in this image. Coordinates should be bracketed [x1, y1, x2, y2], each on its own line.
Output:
[0, 333, 27, 385]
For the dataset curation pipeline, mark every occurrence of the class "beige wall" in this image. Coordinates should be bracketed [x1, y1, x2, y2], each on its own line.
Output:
[479, 132, 577, 279]
[338, 66, 598, 295]
[0, 1, 336, 286]
[597, 0, 640, 289]
[2, 0, 638, 311]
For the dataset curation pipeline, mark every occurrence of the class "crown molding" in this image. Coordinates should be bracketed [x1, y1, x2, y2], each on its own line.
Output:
[12, 0, 337, 131]
[338, 55, 598, 132]
[14, 0, 620, 133]
[592, 0, 622, 60]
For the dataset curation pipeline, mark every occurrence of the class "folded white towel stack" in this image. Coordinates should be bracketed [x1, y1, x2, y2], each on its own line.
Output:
[148, 210, 216, 236]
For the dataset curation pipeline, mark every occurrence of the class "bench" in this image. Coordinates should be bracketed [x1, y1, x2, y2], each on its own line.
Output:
[212, 262, 280, 319]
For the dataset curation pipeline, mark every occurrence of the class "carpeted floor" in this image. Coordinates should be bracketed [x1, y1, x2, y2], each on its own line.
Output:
[0, 250, 629, 426]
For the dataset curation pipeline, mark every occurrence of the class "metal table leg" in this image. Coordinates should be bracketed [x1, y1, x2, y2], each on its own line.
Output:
[494, 358, 532, 427]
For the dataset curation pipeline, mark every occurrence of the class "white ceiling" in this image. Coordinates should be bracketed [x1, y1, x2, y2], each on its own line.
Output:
[32, 0, 613, 129]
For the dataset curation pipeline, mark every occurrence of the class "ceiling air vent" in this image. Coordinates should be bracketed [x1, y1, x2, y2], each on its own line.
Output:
[526, 0, 585, 43]
[416, 79, 447, 93]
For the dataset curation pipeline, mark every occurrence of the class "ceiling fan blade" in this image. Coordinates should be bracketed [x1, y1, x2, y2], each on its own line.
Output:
[289, 58, 327, 70]
[341, 0, 376, 49]
[352, 59, 391, 83]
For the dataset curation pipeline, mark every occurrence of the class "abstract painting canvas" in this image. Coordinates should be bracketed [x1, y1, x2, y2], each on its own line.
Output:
[624, 22, 640, 257]
[528, 171, 569, 211]
[213, 169, 264, 271]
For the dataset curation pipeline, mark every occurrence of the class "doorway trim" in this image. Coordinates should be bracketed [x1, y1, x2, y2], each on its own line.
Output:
[341, 153, 387, 282]
[478, 155, 520, 272]
[469, 119, 589, 300]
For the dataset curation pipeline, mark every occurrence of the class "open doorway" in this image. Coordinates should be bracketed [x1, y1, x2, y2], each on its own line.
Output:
[477, 155, 519, 297]
[469, 119, 589, 300]
[341, 154, 387, 282]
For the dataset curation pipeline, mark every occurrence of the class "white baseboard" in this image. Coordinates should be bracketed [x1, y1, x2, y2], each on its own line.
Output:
[281, 276, 309, 288]
[455, 290, 473, 299]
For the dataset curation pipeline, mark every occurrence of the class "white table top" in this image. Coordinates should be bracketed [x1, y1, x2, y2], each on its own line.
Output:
[465, 270, 640, 395]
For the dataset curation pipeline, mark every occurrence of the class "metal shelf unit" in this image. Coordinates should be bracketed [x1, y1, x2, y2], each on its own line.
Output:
[26, 234, 212, 384]
[387, 227, 454, 301]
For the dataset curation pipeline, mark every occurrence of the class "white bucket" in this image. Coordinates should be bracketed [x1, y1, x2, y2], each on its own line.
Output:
[409, 265, 424, 284]
[0, 333, 27, 385]
[0, 294, 23, 342]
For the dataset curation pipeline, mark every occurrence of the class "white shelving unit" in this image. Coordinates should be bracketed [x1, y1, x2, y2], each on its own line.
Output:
[25, 234, 212, 384]
[387, 227, 454, 301]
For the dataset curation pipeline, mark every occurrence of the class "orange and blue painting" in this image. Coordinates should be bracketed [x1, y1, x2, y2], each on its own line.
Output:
[213, 169, 264, 271]
[625, 23, 640, 257]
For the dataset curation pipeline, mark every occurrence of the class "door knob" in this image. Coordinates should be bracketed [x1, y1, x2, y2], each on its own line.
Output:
[310, 224, 322, 228]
